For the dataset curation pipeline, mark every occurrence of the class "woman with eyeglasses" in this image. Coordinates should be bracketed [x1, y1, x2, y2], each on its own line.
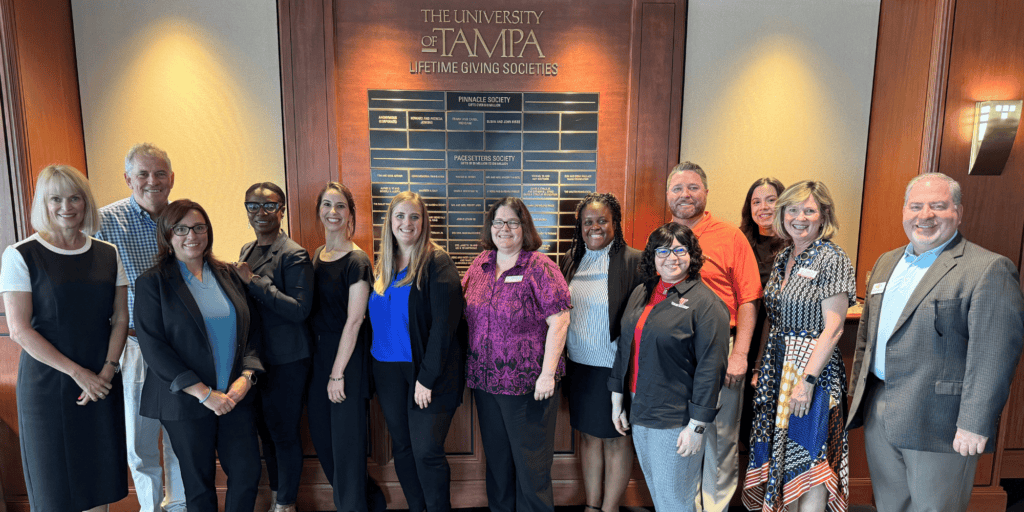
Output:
[462, 196, 571, 512]
[558, 193, 641, 512]
[370, 191, 465, 512]
[609, 222, 729, 512]
[743, 181, 854, 512]
[134, 199, 263, 512]
[234, 182, 313, 512]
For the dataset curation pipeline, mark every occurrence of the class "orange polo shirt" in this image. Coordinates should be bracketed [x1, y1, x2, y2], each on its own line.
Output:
[687, 212, 762, 326]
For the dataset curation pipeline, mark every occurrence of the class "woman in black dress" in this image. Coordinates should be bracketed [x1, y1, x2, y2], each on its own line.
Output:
[134, 199, 264, 512]
[0, 164, 129, 512]
[234, 182, 314, 512]
[306, 182, 377, 512]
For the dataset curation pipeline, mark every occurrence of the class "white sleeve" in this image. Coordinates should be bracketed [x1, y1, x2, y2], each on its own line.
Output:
[0, 245, 32, 293]
[114, 248, 129, 287]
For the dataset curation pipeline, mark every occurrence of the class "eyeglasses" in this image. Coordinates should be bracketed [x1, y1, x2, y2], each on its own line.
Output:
[172, 224, 209, 236]
[654, 246, 689, 258]
[244, 202, 282, 214]
[492, 219, 522, 229]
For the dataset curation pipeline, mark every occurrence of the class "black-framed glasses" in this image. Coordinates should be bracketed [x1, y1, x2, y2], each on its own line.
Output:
[244, 202, 282, 214]
[172, 224, 209, 236]
[492, 219, 522, 229]
[654, 246, 689, 258]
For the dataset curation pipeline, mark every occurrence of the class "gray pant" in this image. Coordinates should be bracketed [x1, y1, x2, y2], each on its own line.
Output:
[696, 338, 740, 512]
[864, 378, 978, 512]
[633, 424, 703, 512]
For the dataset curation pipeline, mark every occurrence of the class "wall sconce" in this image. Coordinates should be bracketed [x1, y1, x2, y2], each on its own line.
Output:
[969, 100, 1022, 175]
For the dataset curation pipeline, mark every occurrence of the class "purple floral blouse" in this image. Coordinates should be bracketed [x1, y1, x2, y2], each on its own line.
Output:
[462, 250, 572, 395]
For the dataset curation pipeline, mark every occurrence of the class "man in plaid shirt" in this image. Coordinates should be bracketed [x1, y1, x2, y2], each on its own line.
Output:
[96, 143, 185, 512]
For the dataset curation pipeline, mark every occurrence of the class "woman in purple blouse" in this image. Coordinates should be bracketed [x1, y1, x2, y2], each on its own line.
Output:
[462, 196, 571, 512]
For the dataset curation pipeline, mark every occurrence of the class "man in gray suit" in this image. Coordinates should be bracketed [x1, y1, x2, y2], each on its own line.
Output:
[847, 172, 1024, 512]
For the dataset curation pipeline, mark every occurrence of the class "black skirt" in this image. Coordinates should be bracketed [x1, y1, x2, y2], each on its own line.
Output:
[567, 360, 625, 439]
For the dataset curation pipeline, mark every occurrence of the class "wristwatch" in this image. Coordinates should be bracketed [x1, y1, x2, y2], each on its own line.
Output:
[242, 370, 257, 386]
[688, 423, 706, 434]
[804, 374, 818, 386]
[104, 360, 121, 373]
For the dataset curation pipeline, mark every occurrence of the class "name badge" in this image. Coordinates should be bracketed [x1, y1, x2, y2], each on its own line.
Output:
[797, 267, 818, 279]
[671, 299, 689, 309]
[504, 275, 524, 283]
[871, 282, 886, 295]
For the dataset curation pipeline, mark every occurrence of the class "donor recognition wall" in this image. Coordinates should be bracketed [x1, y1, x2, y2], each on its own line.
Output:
[369, 89, 598, 271]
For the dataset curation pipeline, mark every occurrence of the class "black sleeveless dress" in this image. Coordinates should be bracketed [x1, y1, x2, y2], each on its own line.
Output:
[14, 236, 128, 511]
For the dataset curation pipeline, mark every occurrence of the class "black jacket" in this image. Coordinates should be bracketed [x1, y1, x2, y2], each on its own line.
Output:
[239, 231, 314, 365]
[134, 261, 264, 421]
[378, 250, 466, 412]
[560, 242, 643, 343]
[608, 277, 729, 429]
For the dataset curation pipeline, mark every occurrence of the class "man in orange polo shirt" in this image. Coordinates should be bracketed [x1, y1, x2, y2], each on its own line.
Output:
[667, 161, 762, 512]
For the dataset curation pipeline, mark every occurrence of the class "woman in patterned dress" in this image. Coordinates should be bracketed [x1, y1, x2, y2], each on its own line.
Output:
[742, 181, 855, 512]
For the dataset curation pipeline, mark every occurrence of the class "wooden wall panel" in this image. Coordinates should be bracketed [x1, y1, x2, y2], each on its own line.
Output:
[855, 0, 941, 297]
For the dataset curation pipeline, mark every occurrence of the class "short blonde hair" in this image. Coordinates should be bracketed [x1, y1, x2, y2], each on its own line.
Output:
[30, 164, 100, 235]
[772, 180, 839, 242]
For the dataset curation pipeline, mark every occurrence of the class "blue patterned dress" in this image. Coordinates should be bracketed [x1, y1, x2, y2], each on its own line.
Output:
[742, 239, 855, 512]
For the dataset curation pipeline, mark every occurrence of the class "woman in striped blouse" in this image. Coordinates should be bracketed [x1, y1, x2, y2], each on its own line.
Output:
[559, 193, 642, 512]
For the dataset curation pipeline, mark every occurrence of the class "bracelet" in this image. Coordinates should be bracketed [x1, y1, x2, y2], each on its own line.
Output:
[198, 387, 213, 404]
[329, 376, 345, 382]
[751, 369, 762, 374]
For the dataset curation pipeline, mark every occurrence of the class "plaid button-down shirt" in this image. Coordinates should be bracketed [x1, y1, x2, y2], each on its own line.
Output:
[96, 195, 159, 330]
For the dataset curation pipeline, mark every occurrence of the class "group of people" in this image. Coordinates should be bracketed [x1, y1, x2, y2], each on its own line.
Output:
[1, 144, 1021, 512]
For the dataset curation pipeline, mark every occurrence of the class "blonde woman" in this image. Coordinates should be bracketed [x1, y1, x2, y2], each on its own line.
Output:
[1, 165, 129, 511]
[369, 191, 465, 512]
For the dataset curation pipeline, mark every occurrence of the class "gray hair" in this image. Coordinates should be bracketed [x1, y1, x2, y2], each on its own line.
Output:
[30, 164, 100, 235]
[904, 173, 961, 206]
[667, 161, 707, 191]
[124, 143, 172, 176]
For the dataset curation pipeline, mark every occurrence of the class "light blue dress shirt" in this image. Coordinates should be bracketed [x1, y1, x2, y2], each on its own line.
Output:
[872, 232, 958, 379]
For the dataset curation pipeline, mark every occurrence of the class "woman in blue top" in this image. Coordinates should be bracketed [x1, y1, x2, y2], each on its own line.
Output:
[134, 200, 263, 512]
[369, 191, 465, 512]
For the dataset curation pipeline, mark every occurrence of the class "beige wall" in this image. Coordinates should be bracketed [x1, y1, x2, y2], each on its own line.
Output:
[680, 0, 880, 266]
[72, 0, 285, 259]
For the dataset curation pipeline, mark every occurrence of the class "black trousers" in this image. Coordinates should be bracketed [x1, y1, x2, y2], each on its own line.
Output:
[253, 357, 310, 504]
[161, 403, 261, 512]
[308, 333, 386, 512]
[474, 387, 560, 512]
[372, 358, 455, 512]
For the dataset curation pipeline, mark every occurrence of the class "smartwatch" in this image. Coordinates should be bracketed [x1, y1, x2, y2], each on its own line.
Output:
[804, 374, 818, 386]
[688, 423, 706, 434]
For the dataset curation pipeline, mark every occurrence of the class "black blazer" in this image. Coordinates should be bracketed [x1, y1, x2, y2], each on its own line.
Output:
[560, 242, 643, 343]
[239, 231, 314, 365]
[380, 250, 466, 413]
[134, 261, 264, 421]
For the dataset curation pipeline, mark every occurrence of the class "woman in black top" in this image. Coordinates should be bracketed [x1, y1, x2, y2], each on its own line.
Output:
[234, 182, 314, 512]
[1, 165, 129, 512]
[608, 223, 729, 512]
[738, 177, 785, 446]
[305, 182, 377, 512]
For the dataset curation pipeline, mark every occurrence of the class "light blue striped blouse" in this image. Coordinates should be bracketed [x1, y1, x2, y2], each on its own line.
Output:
[566, 244, 616, 367]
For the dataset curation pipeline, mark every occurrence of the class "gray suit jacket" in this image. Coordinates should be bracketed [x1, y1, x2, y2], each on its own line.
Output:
[847, 234, 1024, 453]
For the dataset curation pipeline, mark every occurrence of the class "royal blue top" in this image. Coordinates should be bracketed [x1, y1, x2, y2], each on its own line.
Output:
[369, 268, 414, 363]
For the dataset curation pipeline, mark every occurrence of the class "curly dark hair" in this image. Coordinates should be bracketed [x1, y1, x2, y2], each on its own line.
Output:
[478, 196, 542, 252]
[565, 192, 626, 268]
[637, 223, 704, 302]
[154, 199, 227, 272]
